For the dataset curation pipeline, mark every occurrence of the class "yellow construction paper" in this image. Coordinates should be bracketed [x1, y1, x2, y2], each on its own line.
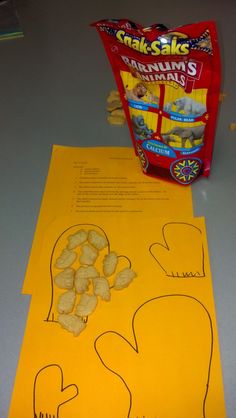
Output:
[9, 214, 226, 418]
[22, 145, 193, 295]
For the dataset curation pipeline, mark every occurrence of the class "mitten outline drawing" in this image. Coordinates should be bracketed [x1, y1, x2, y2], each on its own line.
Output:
[46, 223, 133, 323]
[33, 363, 79, 418]
[149, 222, 205, 278]
[95, 294, 213, 418]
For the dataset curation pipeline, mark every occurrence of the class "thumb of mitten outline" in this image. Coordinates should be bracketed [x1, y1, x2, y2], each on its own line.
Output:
[149, 222, 205, 278]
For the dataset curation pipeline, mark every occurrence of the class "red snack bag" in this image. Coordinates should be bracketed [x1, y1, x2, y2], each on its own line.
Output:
[92, 19, 221, 185]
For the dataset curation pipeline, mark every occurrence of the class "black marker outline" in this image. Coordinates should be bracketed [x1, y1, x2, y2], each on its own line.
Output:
[45, 223, 110, 322]
[33, 364, 79, 418]
[94, 294, 213, 418]
[45, 223, 132, 322]
[149, 222, 205, 278]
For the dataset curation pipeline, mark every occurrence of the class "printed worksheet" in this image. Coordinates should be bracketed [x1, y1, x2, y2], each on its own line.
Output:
[10, 214, 226, 418]
[22, 146, 193, 294]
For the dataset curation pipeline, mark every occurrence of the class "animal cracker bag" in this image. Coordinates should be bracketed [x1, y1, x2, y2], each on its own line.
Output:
[92, 19, 221, 185]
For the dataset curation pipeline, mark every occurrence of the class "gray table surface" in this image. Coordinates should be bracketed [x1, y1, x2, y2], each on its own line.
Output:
[0, 1, 235, 417]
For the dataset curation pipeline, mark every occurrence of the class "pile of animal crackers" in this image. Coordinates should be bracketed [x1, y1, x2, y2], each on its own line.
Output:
[54, 228, 136, 336]
[106, 90, 126, 125]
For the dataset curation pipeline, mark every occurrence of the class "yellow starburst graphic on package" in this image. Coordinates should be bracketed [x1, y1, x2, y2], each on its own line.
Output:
[170, 158, 202, 185]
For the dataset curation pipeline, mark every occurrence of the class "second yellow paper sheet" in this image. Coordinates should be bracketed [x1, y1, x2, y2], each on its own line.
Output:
[9, 214, 226, 418]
